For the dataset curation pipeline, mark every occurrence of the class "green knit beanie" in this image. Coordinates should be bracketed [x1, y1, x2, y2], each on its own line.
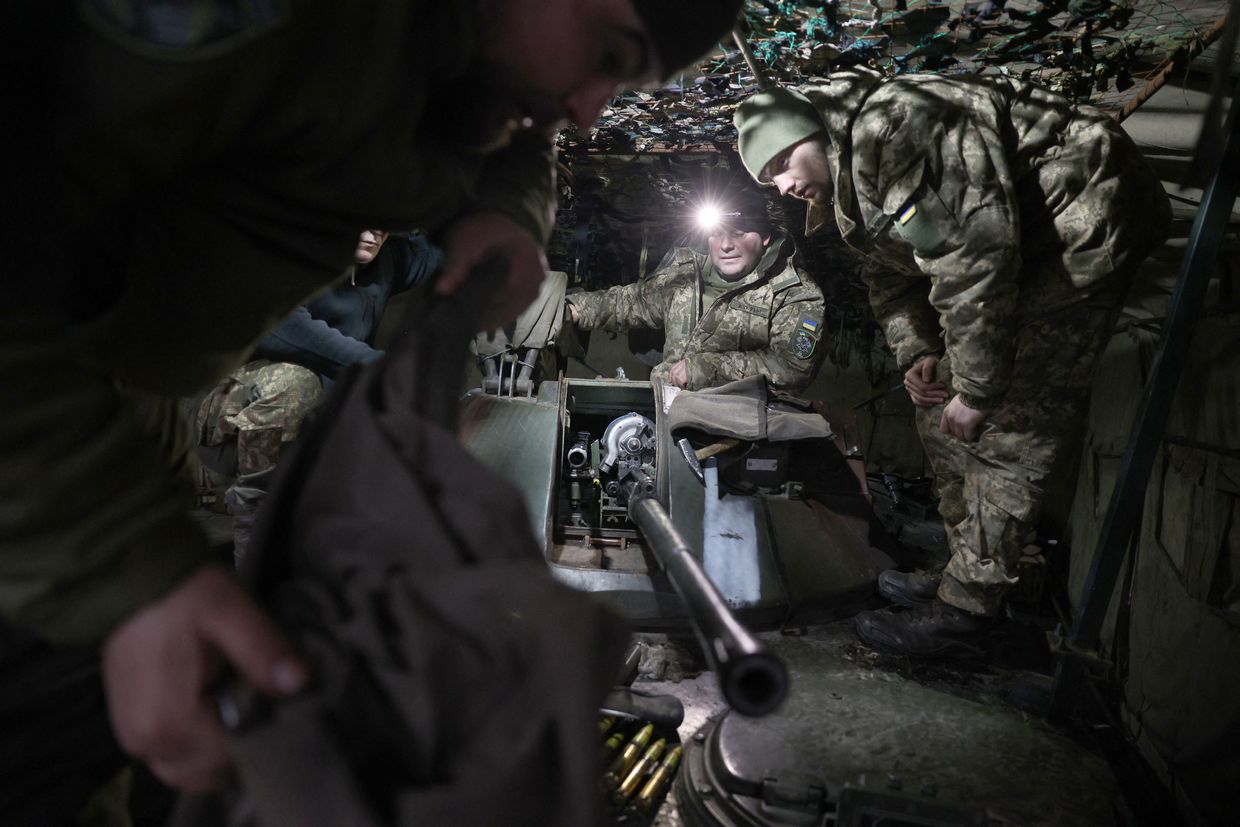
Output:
[631, 0, 743, 79]
[733, 87, 826, 183]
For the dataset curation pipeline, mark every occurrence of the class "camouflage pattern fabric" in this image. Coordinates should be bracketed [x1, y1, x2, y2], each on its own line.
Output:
[794, 67, 1171, 407]
[569, 235, 826, 393]
[195, 360, 323, 477]
[780, 68, 1170, 614]
[915, 281, 1125, 615]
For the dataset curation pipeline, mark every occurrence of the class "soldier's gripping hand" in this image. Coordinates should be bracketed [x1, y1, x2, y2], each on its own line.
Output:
[904, 355, 949, 408]
[102, 566, 308, 792]
[668, 359, 689, 389]
[939, 394, 989, 443]
[436, 211, 549, 328]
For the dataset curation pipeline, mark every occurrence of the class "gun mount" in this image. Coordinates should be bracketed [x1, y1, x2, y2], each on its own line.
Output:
[626, 490, 788, 717]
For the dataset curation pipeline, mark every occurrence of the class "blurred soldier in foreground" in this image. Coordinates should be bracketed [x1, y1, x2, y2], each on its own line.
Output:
[734, 68, 1170, 657]
[0, 0, 743, 815]
[568, 188, 826, 393]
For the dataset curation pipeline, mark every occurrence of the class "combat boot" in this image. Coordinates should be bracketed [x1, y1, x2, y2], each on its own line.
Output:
[876, 570, 941, 607]
[854, 601, 996, 658]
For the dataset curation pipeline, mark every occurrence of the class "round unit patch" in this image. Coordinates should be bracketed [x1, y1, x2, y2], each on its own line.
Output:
[792, 328, 816, 360]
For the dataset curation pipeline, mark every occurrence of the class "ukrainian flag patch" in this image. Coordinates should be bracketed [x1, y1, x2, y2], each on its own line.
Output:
[788, 315, 821, 360]
[892, 194, 950, 252]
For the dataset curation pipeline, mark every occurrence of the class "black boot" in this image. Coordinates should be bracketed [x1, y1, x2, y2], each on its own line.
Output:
[876, 570, 941, 607]
[855, 601, 996, 658]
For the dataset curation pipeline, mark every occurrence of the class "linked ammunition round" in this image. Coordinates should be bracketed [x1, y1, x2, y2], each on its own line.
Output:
[601, 727, 627, 762]
[634, 745, 683, 813]
[603, 722, 653, 789]
[612, 737, 666, 805]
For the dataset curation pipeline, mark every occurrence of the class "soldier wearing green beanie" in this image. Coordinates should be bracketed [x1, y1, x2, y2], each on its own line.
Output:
[734, 70, 1171, 659]
[733, 86, 827, 185]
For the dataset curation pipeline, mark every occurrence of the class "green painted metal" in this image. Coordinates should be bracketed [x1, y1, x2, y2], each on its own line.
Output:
[460, 376, 893, 625]
[459, 391, 560, 550]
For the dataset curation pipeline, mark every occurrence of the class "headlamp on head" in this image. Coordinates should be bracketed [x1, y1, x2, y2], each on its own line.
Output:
[694, 202, 741, 234]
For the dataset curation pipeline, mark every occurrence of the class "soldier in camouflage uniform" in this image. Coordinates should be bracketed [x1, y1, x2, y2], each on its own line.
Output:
[735, 68, 1171, 657]
[194, 360, 323, 561]
[568, 189, 826, 394]
[194, 229, 441, 562]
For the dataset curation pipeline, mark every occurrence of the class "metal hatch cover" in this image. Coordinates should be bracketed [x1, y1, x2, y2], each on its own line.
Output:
[677, 711, 988, 827]
[672, 635, 1118, 827]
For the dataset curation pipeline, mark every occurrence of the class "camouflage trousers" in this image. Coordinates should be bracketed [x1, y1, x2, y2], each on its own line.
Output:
[917, 285, 1125, 616]
[193, 360, 322, 563]
[193, 360, 323, 479]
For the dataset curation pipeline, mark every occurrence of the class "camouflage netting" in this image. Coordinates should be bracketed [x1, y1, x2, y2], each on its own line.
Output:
[548, 0, 1228, 371]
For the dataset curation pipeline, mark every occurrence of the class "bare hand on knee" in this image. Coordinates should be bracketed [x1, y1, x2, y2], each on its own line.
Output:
[102, 566, 308, 792]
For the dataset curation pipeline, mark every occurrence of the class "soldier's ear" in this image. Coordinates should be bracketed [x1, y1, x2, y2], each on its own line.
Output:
[761, 233, 773, 247]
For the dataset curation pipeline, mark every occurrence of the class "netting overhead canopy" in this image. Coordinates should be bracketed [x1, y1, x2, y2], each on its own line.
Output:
[565, 0, 1230, 155]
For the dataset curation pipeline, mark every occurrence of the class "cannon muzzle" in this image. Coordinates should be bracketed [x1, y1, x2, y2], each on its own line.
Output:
[627, 493, 788, 717]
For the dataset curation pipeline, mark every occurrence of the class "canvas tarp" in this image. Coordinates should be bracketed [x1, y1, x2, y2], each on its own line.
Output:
[175, 267, 629, 826]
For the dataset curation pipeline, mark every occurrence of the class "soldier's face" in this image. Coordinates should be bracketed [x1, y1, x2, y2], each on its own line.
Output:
[767, 138, 832, 203]
[354, 229, 389, 264]
[469, 0, 661, 148]
[709, 228, 770, 281]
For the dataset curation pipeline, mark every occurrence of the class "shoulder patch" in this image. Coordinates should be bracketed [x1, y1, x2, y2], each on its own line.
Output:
[787, 315, 822, 360]
[892, 190, 953, 252]
[867, 159, 929, 242]
[79, 0, 289, 61]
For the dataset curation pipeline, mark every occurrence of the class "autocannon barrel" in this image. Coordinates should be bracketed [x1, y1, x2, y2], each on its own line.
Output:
[627, 493, 788, 717]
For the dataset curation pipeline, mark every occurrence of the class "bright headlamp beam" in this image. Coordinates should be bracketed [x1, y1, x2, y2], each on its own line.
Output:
[696, 204, 724, 232]
[695, 203, 741, 233]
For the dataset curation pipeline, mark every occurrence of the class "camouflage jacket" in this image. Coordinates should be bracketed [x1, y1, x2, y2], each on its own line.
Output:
[797, 68, 1169, 409]
[570, 236, 826, 393]
[1, 1, 556, 643]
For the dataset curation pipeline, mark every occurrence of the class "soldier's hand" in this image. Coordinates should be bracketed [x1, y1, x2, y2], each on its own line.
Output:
[102, 566, 308, 792]
[668, 360, 689, 389]
[436, 211, 549, 328]
[939, 394, 988, 442]
[904, 356, 949, 407]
